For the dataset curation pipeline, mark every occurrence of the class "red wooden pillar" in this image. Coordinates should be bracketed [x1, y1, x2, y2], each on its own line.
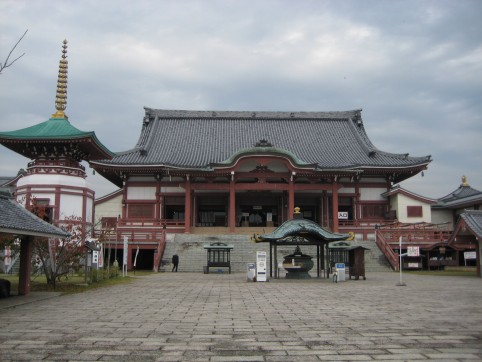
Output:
[229, 177, 235, 233]
[156, 176, 161, 221]
[288, 177, 295, 219]
[332, 181, 339, 232]
[184, 176, 191, 233]
[354, 180, 360, 225]
[122, 176, 128, 219]
[18, 236, 33, 296]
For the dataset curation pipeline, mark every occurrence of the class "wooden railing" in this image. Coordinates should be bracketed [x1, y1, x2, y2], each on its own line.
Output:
[375, 230, 399, 271]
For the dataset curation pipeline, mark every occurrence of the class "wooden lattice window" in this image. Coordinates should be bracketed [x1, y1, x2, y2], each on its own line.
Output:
[407, 206, 423, 218]
[361, 204, 385, 219]
[128, 204, 154, 218]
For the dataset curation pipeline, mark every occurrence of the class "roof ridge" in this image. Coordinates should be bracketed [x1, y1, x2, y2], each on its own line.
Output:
[144, 107, 361, 120]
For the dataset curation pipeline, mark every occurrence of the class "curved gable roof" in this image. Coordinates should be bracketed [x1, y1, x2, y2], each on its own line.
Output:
[92, 108, 431, 176]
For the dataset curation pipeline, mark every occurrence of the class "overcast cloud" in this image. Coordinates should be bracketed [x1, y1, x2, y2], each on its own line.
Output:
[1, 0, 481, 199]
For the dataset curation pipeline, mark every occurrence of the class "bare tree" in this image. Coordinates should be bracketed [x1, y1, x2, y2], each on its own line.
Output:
[0, 29, 28, 75]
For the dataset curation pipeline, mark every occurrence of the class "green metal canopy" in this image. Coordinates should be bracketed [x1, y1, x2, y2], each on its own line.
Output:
[254, 217, 350, 243]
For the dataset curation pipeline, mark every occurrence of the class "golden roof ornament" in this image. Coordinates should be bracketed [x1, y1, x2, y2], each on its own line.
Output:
[461, 175, 469, 187]
[51, 39, 68, 119]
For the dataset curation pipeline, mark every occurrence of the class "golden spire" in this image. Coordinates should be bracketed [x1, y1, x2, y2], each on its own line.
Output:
[461, 175, 469, 187]
[51, 39, 68, 119]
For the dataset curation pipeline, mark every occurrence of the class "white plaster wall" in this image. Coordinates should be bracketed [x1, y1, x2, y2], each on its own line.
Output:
[160, 186, 184, 193]
[17, 174, 89, 188]
[395, 193, 432, 223]
[360, 188, 387, 201]
[16, 192, 55, 205]
[85, 198, 93, 223]
[95, 193, 123, 219]
[431, 209, 454, 228]
[127, 186, 156, 200]
[339, 187, 355, 194]
[60, 194, 85, 218]
[129, 176, 156, 182]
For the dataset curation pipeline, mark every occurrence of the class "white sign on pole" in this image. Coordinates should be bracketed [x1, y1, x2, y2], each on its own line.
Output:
[4, 247, 11, 266]
[464, 251, 476, 260]
[123, 236, 128, 265]
[133, 246, 140, 267]
[407, 246, 420, 257]
[92, 251, 99, 264]
[123, 236, 128, 277]
[98, 243, 104, 268]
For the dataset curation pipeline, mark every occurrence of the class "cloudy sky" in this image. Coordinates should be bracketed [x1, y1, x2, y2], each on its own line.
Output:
[1, 0, 481, 199]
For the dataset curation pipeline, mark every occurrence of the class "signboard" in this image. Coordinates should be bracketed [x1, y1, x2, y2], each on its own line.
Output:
[92, 251, 99, 264]
[253, 206, 262, 210]
[407, 246, 420, 257]
[338, 211, 348, 220]
[464, 251, 476, 260]
[408, 262, 420, 268]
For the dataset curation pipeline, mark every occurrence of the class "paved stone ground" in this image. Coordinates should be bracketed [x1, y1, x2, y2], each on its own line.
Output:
[0, 272, 481, 361]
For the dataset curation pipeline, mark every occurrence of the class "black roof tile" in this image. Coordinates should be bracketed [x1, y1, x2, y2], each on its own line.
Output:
[92, 108, 431, 171]
[0, 191, 70, 238]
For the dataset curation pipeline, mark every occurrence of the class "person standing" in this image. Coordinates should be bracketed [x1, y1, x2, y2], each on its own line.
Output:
[172, 254, 179, 272]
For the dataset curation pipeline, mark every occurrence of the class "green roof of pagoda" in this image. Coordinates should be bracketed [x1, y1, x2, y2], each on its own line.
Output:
[1, 117, 92, 139]
[0, 117, 114, 160]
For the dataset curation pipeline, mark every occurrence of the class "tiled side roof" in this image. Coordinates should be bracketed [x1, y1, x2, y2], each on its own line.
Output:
[460, 210, 482, 239]
[0, 191, 70, 238]
[438, 185, 482, 202]
[94, 108, 431, 170]
[434, 185, 482, 209]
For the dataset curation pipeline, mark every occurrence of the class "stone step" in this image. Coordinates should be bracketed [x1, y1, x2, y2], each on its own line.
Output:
[161, 234, 393, 274]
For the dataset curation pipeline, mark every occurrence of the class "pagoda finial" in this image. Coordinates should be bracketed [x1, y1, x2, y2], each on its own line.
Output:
[51, 39, 68, 119]
[461, 175, 469, 187]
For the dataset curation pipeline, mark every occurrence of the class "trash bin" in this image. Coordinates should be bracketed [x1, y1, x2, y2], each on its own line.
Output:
[246, 263, 256, 282]
[335, 263, 346, 282]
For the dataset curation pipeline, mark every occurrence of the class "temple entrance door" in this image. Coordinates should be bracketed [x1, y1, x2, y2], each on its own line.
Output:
[237, 192, 282, 228]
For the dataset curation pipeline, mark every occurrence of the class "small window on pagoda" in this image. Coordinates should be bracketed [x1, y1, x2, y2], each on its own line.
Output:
[31, 198, 53, 223]
[128, 204, 154, 218]
[407, 206, 423, 218]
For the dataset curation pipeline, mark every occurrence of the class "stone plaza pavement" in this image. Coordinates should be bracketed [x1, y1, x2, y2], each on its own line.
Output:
[0, 272, 481, 361]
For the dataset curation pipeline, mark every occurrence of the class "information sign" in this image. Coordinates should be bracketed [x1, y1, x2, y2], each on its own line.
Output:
[407, 246, 420, 257]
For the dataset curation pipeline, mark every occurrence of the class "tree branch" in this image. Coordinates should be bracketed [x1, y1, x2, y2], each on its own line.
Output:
[0, 29, 28, 75]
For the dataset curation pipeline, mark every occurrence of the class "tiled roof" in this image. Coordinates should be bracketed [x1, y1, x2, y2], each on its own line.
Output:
[93, 108, 431, 171]
[434, 185, 482, 209]
[0, 191, 70, 238]
[0, 117, 114, 160]
[460, 210, 482, 239]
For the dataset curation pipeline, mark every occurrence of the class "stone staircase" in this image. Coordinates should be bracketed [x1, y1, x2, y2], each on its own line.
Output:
[161, 234, 393, 274]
